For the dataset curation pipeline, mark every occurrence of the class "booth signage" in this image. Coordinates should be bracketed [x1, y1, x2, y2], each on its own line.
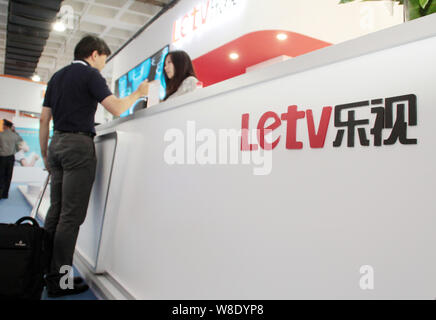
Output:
[172, 0, 240, 43]
[241, 94, 418, 150]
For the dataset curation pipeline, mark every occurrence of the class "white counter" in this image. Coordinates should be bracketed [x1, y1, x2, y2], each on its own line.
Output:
[75, 14, 436, 299]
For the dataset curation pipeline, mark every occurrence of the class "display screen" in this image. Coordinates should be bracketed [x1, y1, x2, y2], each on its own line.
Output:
[114, 45, 169, 117]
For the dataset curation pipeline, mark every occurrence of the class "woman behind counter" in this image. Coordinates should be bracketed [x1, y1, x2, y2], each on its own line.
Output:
[163, 50, 200, 101]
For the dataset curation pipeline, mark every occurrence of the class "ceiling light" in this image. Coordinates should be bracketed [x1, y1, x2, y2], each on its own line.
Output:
[277, 33, 288, 41]
[229, 52, 239, 60]
[32, 75, 41, 82]
[53, 21, 66, 32]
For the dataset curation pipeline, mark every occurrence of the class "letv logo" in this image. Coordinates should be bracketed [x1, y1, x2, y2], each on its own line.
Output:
[172, 0, 242, 43]
[241, 94, 417, 151]
[163, 94, 417, 176]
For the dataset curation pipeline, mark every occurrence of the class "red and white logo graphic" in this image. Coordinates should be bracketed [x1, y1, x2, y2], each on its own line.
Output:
[241, 94, 417, 151]
[172, 0, 241, 43]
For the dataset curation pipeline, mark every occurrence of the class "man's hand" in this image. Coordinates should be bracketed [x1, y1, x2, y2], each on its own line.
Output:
[102, 79, 150, 116]
[137, 80, 149, 96]
[42, 156, 50, 172]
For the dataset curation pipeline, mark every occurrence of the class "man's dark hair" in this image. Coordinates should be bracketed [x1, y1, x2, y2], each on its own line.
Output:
[74, 35, 111, 60]
[3, 119, 13, 128]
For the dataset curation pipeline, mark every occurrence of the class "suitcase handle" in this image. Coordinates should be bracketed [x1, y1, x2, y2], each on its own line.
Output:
[30, 173, 50, 219]
[15, 217, 40, 228]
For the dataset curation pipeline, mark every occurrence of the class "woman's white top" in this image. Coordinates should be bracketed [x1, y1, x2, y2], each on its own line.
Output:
[167, 76, 199, 100]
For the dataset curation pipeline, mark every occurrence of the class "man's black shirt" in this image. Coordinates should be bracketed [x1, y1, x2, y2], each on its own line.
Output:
[43, 60, 112, 134]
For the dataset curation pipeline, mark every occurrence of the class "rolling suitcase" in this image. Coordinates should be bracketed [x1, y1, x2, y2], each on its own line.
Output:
[0, 176, 52, 300]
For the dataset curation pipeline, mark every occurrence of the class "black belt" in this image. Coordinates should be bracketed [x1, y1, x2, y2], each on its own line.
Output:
[54, 130, 95, 138]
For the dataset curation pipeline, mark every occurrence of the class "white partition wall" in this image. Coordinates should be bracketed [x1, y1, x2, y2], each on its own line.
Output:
[75, 15, 436, 299]
[0, 76, 46, 114]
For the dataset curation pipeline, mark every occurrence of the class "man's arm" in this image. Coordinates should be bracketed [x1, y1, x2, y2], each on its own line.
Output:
[101, 80, 149, 116]
[39, 107, 52, 170]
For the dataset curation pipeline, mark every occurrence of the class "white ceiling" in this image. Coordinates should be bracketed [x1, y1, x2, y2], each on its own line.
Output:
[0, 0, 173, 84]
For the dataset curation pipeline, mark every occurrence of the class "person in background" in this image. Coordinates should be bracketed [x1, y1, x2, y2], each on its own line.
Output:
[10, 124, 24, 150]
[39, 35, 149, 298]
[163, 50, 200, 101]
[0, 119, 22, 199]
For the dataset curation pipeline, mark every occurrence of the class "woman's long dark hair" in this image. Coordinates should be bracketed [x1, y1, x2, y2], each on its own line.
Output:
[164, 50, 197, 100]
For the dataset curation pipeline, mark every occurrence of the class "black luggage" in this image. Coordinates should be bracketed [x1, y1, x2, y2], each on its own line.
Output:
[0, 217, 51, 300]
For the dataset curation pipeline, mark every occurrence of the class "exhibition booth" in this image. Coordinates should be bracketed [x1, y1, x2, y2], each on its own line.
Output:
[108, 0, 403, 90]
[20, 0, 436, 299]
[74, 14, 436, 299]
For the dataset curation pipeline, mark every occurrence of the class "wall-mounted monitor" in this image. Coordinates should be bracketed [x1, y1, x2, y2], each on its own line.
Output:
[114, 45, 169, 118]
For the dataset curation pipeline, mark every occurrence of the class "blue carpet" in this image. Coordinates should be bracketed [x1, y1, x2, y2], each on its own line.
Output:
[0, 183, 32, 224]
[0, 183, 98, 300]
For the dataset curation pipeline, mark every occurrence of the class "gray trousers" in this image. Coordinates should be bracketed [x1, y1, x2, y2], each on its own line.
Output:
[44, 132, 96, 277]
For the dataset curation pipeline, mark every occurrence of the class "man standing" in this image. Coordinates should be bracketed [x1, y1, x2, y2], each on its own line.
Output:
[0, 119, 22, 199]
[39, 35, 149, 297]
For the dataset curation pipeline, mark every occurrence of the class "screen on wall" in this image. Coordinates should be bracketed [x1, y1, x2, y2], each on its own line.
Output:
[114, 45, 169, 118]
